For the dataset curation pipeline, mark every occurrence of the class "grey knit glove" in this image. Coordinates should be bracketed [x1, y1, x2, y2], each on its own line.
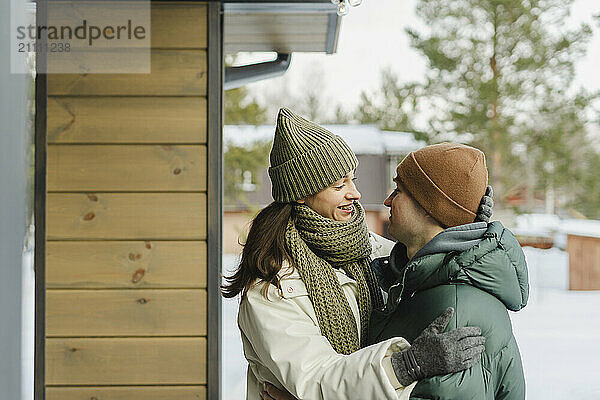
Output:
[391, 308, 486, 386]
[474, 185, 494, 223]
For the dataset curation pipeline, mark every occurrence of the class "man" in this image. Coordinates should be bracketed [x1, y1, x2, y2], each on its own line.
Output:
[369, 142, 528, 399]
[261, 142, 528, 400]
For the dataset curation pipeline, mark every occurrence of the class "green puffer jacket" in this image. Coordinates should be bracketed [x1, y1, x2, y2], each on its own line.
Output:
[368, 221, 529, 400]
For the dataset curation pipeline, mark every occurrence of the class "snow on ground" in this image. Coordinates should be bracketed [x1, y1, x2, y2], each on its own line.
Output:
[222, 248, 600, 400]
[510, 247, 600, 399]
[222, 254, 247, 400]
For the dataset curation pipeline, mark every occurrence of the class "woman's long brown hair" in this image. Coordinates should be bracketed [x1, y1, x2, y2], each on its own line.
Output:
[221, 202, 295, 299]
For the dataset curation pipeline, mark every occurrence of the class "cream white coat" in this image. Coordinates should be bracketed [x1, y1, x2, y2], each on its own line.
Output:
[238, 233, 417, 400]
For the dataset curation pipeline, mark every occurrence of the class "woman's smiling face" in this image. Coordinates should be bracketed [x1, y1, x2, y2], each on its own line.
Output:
[299, 171, 361, 221]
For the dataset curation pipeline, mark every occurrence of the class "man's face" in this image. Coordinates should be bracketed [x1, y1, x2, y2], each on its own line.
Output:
[383, 178, 424, 242]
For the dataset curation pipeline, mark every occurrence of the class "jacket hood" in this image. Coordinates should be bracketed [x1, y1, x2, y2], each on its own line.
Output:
[386, 221, 529, 312]
[413, 222, 488, 259]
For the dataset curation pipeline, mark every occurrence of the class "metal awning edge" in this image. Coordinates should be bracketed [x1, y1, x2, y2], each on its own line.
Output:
[326, 12, 341, 54]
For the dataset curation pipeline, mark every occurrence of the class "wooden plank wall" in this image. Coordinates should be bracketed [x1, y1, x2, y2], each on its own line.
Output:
[45, 3, 209, 399]
[567, 234, 600, 290]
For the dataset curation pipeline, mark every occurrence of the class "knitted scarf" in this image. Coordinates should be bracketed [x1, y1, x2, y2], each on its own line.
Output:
[285, 201, 384, 354]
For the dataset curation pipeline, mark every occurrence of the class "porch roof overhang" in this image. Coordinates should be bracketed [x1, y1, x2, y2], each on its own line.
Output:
[223, 1, 341, 54]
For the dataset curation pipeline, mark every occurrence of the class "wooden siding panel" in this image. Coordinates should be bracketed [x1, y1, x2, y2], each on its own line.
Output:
[46, 338, 206, 385]
[47, 289, 206, 336]
[48, 97, 207, 144]
[48, 50, 207, 96]
[48, 145, 207, 191]
[46, 3, 151, 50]
[46, 3, 207, 49]
[47, 241, 206, 288]
[152, 4, 207, 48]
[44, 1, 210, 393]
[47, 193, 206, 240]
[46, 386, 206, 400]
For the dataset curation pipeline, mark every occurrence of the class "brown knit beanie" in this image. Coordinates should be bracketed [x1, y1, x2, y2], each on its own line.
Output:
[269, 108, 358, 202]
[396, 142, 488, 228]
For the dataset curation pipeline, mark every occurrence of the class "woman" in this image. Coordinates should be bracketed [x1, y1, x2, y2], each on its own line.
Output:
[222, 108, 486, 400]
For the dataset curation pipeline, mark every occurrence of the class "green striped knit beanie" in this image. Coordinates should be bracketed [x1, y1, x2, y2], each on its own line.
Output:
[269, 107, 358, 202]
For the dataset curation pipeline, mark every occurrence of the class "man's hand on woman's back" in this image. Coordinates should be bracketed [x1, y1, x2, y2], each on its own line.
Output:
[391, 307, 486, 386]
[259, 308, 486, 399]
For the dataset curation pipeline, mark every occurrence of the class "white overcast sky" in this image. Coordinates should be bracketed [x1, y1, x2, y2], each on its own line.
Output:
[242, 0, 600, 121]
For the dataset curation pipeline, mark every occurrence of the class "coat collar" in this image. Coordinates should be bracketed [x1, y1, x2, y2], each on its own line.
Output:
[374, 221, 529, 312]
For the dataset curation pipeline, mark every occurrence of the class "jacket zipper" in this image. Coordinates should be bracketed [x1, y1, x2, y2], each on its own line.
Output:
[386, 262, 413, 312]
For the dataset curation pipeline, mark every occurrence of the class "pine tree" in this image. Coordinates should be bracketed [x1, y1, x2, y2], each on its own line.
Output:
[224, 53, 268, 125]
[225, 86, 267, 125]
[401, 0, 594, 209]
[522, 88, 600, 214]
[356, 68, 421, 137]
[223, 54, 270, 208]
[570, 148, 600, 219]
[224, 139, 272, 207]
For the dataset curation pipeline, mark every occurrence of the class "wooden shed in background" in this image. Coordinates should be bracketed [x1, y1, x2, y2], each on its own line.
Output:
[32, 1, 343, 399]
[567, 233, 600, 291]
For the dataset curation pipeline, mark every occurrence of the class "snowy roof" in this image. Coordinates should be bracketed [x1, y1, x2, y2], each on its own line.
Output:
[560, 219, 600, 239]
[512, 213, 600, 239]
[223, 124, 424, 155]
[322, 125, 386, 154]
[223, 125, 272, 148]
[513, 214, 562, 237]
[381, 131, 426, 154]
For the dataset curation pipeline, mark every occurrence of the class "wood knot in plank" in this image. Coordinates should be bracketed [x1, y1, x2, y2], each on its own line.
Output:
[82, 212, 95, 221]
[145, 241, 152, 249]
[173, 167, 182, 175]
[131, 268, 145, 284]
[136, 298, 149, 304]
[128, 252, 142, 261]
[69, 347, 78, 352]
[87, 194, 98, 201]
